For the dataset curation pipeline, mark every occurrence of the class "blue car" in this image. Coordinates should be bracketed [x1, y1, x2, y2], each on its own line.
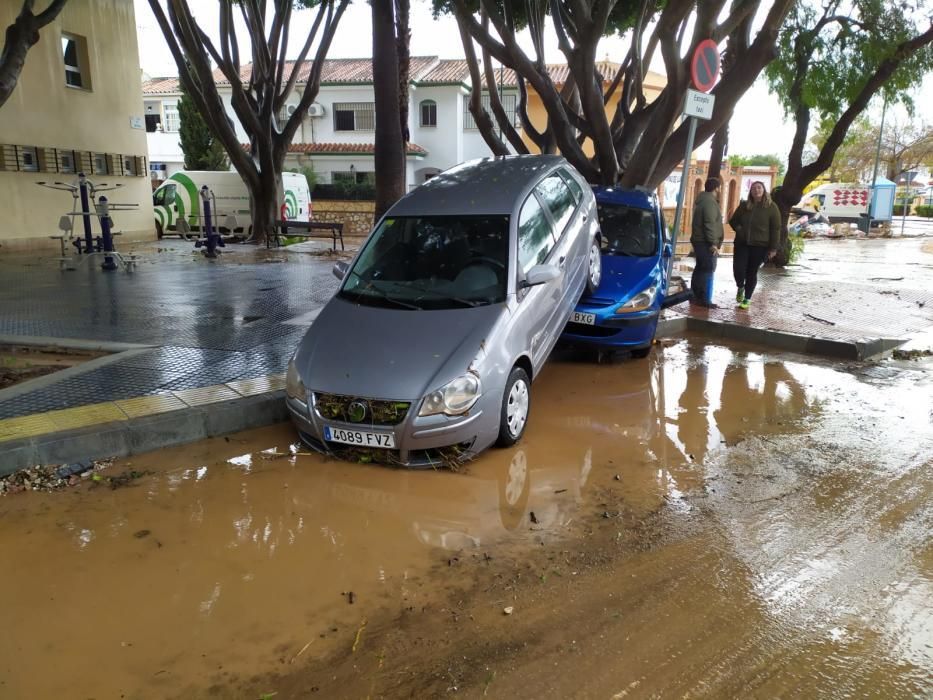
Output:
[561, 186, 690, 356]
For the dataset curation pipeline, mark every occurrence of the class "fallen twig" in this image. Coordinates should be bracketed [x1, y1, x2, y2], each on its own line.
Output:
[804, 313, 836, 326]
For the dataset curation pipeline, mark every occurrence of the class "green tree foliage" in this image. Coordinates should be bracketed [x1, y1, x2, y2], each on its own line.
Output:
[728, 153, 786, 180]
[763, 0, 933, 264]
[178, 88, 229, 171]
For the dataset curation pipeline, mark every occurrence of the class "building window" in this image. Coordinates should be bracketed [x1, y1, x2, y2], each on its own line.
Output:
[463, 92, 518, 130]
[20, 146, 39, 172]
[62, 34, 88, 89]
[420, 100, 437, 127]
[92, 153, 108, 175]
[123, 156, 136, 176]
[59, 150, 77, 174]
[332, 170, 374, 185]
[333, 102, 375, 131]
[163, 104, 180, 132]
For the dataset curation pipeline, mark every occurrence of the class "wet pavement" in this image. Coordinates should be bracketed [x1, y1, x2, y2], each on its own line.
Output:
[0, 240, 343, 419]
[1, 338, 930, 698]
[678, 237, 933, 347]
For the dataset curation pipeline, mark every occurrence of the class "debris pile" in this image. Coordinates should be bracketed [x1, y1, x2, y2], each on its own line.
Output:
[0, 458, 114, 495]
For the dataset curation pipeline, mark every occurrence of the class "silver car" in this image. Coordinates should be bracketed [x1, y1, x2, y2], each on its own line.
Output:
[286, 155, 602, 467]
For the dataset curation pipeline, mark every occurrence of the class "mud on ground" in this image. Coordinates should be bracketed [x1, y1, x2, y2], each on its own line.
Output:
[1, 340, 930, 699]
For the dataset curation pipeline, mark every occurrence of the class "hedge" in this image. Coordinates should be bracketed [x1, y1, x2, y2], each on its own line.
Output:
[916, 204, 933, 218]
[311, 183, 376, 201]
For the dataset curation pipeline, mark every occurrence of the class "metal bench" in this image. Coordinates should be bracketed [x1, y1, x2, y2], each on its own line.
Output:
[273, 220, 345, 251]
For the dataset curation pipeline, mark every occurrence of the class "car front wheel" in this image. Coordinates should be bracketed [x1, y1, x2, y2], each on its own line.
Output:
[496, 366, 531, 447]
[585, 237, 602, 295]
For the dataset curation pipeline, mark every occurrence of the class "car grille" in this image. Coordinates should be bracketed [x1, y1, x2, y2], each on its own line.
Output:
[564, 322, 620, 337]
[313, 392, 411, 426]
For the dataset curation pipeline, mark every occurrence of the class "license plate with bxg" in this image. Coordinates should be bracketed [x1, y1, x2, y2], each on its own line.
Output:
[572, 311, 596, 325]
[324, 425, 396, 448]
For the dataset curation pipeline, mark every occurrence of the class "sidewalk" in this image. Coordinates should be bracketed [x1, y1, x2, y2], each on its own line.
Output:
[1, 237, 931, 472]
[667, 237, 933, 357]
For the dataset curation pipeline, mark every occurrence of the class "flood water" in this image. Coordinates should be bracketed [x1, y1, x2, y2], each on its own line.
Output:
[1, 339, 930, 698]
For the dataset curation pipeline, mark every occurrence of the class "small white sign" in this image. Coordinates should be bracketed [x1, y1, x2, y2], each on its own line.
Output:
[129, 116, 144, 130]
[684, 89, 715, 120]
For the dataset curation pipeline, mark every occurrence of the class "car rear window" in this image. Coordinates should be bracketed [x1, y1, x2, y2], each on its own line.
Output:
[598, 203, 659, 257]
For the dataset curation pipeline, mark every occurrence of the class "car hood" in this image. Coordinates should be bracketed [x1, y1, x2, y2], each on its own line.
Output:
[294, 296, 507, 400]
[588, 255, 661, 301]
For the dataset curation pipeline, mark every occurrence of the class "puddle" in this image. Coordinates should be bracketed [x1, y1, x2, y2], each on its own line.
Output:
[1, 340, 930, 698]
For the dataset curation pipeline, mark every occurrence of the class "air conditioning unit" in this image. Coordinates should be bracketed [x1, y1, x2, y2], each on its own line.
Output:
[285, 103, 299, 117]
[308, 102, 326, 118]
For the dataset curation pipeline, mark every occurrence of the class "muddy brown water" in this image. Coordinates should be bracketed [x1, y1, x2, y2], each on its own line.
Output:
[1, 339, 930, 699]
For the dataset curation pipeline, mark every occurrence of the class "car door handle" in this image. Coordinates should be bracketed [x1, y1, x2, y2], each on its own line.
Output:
[559, 256, 566, 268]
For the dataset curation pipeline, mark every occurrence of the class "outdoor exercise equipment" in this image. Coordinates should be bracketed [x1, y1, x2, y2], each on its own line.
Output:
[193, 185, 225, 258]
[37, 173, 139, 271]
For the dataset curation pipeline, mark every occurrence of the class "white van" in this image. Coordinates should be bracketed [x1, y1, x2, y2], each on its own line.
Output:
[152, 171, 311, 238]
[797, 183, 870, 222]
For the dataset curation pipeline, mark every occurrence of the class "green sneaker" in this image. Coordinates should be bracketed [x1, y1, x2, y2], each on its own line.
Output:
[738, 298, 751, 310]
[736, 289, 745, 303]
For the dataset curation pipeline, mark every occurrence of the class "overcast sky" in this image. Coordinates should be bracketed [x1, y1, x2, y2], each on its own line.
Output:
[133, 0, 925, 164]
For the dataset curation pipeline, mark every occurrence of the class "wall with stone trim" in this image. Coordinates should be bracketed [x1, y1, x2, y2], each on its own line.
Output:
[312, 199, 375, 238]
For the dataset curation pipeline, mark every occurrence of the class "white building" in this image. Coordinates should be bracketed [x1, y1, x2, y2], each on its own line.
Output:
[141, 57, 520, 189]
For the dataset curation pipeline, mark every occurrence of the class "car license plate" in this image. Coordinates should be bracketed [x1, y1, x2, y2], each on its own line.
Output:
[572, 311, 596, 325]
[324, 425, 396, 449]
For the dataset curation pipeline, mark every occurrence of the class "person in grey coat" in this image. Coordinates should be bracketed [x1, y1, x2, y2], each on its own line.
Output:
[690, 177, 724, 308]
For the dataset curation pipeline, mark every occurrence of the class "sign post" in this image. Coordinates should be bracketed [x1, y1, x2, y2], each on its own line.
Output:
[668, 39, 720, 279]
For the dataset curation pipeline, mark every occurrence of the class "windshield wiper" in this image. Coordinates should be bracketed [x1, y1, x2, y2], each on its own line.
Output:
[386, 282, 485, 308]
[342, 273, 422, 310]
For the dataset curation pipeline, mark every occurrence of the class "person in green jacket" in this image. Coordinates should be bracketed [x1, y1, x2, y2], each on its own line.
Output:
[728, 180, 781, 310]
[690, 177, 724, 308]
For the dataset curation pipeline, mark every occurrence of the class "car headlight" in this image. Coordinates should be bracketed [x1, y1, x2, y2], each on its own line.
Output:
[286, 359, 307, 401]
[419, 373, 482, 416]
[615, 284, 657, 314]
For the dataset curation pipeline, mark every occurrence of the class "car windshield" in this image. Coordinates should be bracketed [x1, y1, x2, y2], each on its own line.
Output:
[598, 203, 659, 257]
[339, 215, 509, 310]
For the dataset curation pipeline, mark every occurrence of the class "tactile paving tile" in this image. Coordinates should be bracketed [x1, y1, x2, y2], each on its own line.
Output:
[226, 373, 286, 397]
[172, 384, 242, 406]
[115, 393, 188, 418]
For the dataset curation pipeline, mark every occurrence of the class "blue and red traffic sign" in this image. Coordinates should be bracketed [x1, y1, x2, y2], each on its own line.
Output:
[691, 39, 720, 93]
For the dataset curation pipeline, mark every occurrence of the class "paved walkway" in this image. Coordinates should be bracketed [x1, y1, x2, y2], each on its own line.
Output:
[0, 236, 930, 471]
[673, 237, 933, 349]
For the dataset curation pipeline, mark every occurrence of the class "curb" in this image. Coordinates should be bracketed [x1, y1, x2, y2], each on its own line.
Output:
[0, 390, 288, 476]
[657, 315, 905, 360]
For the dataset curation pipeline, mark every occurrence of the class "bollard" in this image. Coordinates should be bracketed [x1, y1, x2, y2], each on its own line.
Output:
[97, 196, 117, 271]
[77, 172, 94, 254]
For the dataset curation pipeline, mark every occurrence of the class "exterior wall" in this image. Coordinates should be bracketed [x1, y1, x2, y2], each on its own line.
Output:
[522, 75, 665, 157]
[311, 199, 376, 237]
[0, 0, 154, 252]
[409, 84, 465, 173]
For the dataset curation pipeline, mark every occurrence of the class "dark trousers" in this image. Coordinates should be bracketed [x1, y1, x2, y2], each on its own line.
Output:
[691, 242, 717, 304]
[733, 244, 770, 299]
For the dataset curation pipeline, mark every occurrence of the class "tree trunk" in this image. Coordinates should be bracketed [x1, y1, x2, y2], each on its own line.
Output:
[395, 0, 411, 147]
[373, 0, 405, 222]
[707, 122, 729, 181]
[0, 0, 68, 110]
[771, 180, 803, 266]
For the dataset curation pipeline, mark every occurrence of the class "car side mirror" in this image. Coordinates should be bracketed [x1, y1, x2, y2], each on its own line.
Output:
[332, 260, 349, 280]
[663, 243, 673, 258]
[522, 264, 561, 288]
